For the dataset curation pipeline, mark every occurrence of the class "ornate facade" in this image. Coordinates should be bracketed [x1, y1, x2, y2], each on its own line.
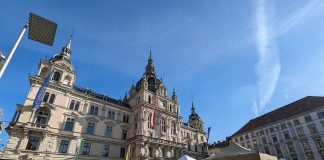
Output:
[3, 37, 208, 160]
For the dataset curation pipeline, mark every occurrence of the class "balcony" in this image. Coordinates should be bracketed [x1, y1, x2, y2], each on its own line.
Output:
[25, 122, 49, 132]
[129, 135, 185, 148]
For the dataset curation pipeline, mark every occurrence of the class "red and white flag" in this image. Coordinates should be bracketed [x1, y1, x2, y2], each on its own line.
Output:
[150, 96, 158, 128]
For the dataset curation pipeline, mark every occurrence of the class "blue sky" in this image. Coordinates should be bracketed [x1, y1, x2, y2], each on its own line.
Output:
[1, 0, 324, 146]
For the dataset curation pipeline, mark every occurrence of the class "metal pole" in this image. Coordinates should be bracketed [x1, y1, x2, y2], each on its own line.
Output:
[0, 22, 29, 79]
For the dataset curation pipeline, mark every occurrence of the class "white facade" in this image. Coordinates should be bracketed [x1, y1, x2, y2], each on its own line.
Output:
[232, 97, 324, 160]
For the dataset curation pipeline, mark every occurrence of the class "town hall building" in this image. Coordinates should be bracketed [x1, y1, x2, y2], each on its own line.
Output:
[3, 36, 208, 160]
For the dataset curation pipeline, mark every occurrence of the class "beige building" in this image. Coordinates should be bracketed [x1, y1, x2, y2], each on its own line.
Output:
[231, 96, 324, 160]
[3, 37, 208, 160]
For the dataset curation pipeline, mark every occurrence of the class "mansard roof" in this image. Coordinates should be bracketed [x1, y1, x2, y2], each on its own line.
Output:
[73, 85, 130, 108]
[232, 96, 324, 137]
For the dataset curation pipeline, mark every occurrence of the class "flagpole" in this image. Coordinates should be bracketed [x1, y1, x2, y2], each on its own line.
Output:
[0, 22, 29, 79]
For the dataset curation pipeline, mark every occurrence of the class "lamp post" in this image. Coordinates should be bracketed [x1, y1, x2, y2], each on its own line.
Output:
[0, 13, 57, 79]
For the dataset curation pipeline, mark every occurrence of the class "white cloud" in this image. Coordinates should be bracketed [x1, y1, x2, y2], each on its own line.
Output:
[253, 0, 281, 115]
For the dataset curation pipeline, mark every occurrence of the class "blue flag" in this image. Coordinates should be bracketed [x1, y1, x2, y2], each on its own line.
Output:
[32, 69, 54, 109]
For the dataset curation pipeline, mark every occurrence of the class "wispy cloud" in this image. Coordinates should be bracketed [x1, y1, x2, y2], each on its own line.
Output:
[277, 0, 322, 37]
[253, 0, 281, 116]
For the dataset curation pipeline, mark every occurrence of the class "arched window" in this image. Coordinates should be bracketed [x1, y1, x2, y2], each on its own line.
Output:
[64, 118, 74, 131]
[89, 105, 94, 114]
[148, 96, 151, 103]
[69, 100, 75, 110]
[94, 107, 99, 116]
[105, 126, 112, 138]
[89, 105, 98, 116]
[75, 102, 80, 111]
[53, 71, 61, 82]
[49, 94, 55, 104]
[169, 104, 172, 111]
[43, 92, 49, 102]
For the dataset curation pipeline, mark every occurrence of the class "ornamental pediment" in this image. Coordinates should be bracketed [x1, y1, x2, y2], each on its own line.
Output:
[85, 117, 99, 122]
[104, 120, 117, 126]
[63, 111, 80, 117]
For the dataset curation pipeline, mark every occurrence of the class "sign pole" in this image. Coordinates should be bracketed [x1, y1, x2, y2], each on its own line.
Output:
[0, 22, 29, 79]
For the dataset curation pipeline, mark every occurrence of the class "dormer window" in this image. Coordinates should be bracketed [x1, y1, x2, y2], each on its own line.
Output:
[53, 71, 61, 82]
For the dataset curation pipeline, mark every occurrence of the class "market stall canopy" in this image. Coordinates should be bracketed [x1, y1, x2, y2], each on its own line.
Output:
[178, 155, 196, 160]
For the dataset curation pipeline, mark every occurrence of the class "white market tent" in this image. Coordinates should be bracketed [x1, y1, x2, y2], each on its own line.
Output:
[206, 141, 277, 160]
[178, 155, 196, 160]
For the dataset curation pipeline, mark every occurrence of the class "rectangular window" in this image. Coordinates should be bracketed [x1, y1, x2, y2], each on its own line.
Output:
[302, 140, 311, 151]
[162, 148, 166, 158]
[26, 136, 40, 150]
[149, 147, 153, 157]
[105, 126, 112, 138]
[281, 124, 286, 129]
[58, 140, 69, 153]
[122, 129, 127, 140]
[171, 121, 176, 135]
[318, 111, 324, 119]
[264, 146, 270, 154]
[287, 142, 295, 152]
[308, 125, 318, 134]
[102, 145, 110, 157]
[274, 144, 282, 156]
[123, 115, 129, 123]
[283, 132, 291, 140]
[64, 118, 74, 131]
[245, 135, 249, 139]
[161, 118, 166, 133]
[82, 143, 91, 155]
[293, 119, 300, 126]
[314, 138, 324, 149]
[305, 115, 312, 122]
[261, 137, 267, 144]
[87, 122, 95, 135]
[120, 147, 126, 158]
[272, 135, 278, 142]
[306, 152, 314, 160]
[296, 128, 305, 137]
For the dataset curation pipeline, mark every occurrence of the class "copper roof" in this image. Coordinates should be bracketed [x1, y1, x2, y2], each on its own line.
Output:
[231, 96, 324, 137]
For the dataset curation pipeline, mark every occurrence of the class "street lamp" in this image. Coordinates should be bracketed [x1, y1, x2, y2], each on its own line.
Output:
[0, 13, 57, 79]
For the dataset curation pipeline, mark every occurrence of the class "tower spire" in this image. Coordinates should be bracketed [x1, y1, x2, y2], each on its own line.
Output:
[172, 88, 178, 103]
[66, 30, 73, 50]
[144, 48, 156, 78]
[191, 101, 196, 114]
